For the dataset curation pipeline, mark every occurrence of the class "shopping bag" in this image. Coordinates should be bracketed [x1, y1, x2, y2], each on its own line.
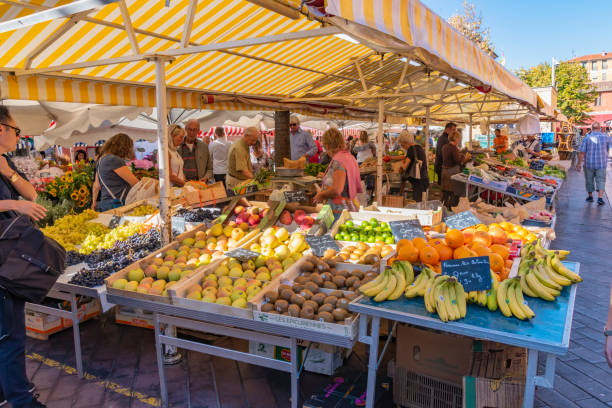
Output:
[124, 177, 159, 205]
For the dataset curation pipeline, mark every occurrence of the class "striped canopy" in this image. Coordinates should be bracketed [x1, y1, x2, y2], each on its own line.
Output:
[0, 0, 555, 124]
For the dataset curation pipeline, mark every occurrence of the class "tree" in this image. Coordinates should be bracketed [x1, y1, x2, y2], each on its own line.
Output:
[448, 1, 495, 57]
[516, 62, 597, 123]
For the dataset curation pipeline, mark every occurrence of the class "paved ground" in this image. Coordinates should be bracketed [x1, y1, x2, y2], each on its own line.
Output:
[15, 165, 612, 408]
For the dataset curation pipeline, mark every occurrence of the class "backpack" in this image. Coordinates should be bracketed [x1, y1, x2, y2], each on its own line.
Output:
[0, 215, 66, 303]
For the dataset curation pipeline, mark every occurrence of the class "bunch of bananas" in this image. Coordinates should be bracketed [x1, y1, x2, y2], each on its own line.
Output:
[467, 285, 499, 313]
[519, 241, 580, 301]
[497, 278, 535, 320]
[404, 267, 436, 298]
[359, 261, 414, 302]
[423, 275, 467, 322]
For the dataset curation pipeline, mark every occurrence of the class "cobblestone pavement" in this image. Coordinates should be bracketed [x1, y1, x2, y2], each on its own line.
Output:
[14, 166, 612, 408]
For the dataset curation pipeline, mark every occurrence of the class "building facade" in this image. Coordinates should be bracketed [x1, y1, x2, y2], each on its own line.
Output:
[570, 52, 612, 127]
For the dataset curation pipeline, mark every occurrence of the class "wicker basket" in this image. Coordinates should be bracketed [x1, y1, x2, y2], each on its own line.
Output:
[382, 194, 404, 208]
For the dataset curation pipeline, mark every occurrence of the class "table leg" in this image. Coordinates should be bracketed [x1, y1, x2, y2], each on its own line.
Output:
[523, 348, 539, 408]
[365, 316, 380, 408]
[290, 337, 298, 408]
[70, 292, 83, 378]
[154, 313, 168, 408]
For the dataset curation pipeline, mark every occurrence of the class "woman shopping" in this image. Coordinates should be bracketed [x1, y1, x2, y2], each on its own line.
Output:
[91, 133, 139, 211]
[353, 130, 376, 164]
[168, 124, 186, 187]
[313, 128, 362, 213]
[397, 130, 429, 202]
[441, 130, 471, 208]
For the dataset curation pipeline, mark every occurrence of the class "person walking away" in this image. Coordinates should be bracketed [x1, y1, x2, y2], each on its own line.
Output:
[179, 119, 213, 183]
[226, 127, 259, 189]
[91, 133, 139, 211]
[441, 130, 471, 208]
[435, 122, 457, 185]
[209, 127, 232, 185]
[398, 130, 429, 202]
[576, 121, 611, 205]
[168, 124, 187, 187]
[0, 106, 48, 408]
[289, 115, 317, 161]
[353, 130, 376, 165]
[313, 128, 362, 215]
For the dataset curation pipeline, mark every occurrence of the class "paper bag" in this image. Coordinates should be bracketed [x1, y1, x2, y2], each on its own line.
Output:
[125, 177, 158, 205]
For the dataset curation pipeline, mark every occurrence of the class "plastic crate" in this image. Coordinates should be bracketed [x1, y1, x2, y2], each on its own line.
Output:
[393, 364, 462, 408]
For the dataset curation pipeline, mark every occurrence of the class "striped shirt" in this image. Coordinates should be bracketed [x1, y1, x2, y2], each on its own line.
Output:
[579, 131, 611, 169]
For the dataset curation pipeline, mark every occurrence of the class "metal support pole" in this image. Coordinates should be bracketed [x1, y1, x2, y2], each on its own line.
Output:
[523, 349, 539, 408]
[424, 106, 431, 200]
[290, 337, 299, 408]
[365, 316, 380, 408]
[70, 292, 83, 378]
[153, 313, 169, 408]
[468, 113, 473, 146]
[375, 99, 384, 205]
[486, 118, 491, 150]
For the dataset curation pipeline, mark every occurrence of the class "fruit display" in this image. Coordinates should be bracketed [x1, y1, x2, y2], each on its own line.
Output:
[278, 209, 315, 231]
[230, 204, 267, 227]
[422, 275, 467, 322]
[213, 254, 295, 282]
[321, 242, 395, 266]
[128, 204, 157, 216]
[42, 168, 94, 210]
[247, 227, 310, 259]
[293, 255, 379, 292]
[174, 207, 221, 223]
[181, 275, 267, 308]
[184, 221, 260, 253]
[41, 210, 109, 251]
[79, 222, 151, 254]
[334, 218, 395, 244]
[358, 261, 414, 302]
[304, 162, 327, 177]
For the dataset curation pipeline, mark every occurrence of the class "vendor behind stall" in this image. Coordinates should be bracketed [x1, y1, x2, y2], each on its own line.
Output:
[313, 128, 362, 213]
[168, 124, 186, 187]
[493, 128, 508, 154]
[91, 133, 139, 211]
[523, 134, 541, 158]
[441, 130, 471, 208]
[353, 130, 376, 164]
[226, 126, 259, 189]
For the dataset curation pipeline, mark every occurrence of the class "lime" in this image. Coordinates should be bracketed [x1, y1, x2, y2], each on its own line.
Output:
[345, 220, 354, 227]
[381, 222, 390, 230]
[350, 233, 359, 241]
[340, 233, 350, 241]
[360, 234, 367, 242]
[364, 225, 372, 233]
[375, 234, 384, 242]
[338, 225, 346, 233]
[369, 218, 379, 225]
[334, 234, 343, 240]
[385, 236, 395, 244]
[366, 236, 376, 243]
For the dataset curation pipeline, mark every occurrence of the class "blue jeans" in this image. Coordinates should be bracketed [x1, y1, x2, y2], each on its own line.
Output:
[584, 167, 606, 193]
[0, 287, 33, 407]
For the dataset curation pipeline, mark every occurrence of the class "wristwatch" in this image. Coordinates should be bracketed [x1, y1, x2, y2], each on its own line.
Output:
[605, 327, 612, 337]
[8, 171, 19, 183]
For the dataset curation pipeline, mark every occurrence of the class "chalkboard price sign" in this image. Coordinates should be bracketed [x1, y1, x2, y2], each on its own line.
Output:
[444, 210, 481, 231]
[389, 219, 425, 241]
[305, 234, 340, 257]
[441, 256, 492, 292]
[284, 190, 307, 203]
[225, 248, 261, 262]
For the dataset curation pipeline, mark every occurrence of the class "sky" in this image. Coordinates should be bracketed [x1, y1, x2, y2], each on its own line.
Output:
[420, 0, 612, 71]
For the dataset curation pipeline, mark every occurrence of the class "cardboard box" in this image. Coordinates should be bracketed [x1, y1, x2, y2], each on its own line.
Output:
[396, 324, 474, 385]
[25, 298, 101, 340]
[114, 306, 155, 329]
[249, 340, 343, 376]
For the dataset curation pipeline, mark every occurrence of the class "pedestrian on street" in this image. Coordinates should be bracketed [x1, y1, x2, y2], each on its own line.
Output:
[289, 115, 317, 161]
[605, 284, 612, 368]
[178, 119, 213, 183]
[576, 121, 611, 206]
[0, 106, 47, 407]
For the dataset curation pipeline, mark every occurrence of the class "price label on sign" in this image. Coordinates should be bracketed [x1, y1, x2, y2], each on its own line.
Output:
[389, 219, 425, 241]
[305, 234, 339, 257]
[441, 256, 492, 292]
[443, 210, 481, 231]
[225, 248, 260, 262]
[284, 190, 307, 203]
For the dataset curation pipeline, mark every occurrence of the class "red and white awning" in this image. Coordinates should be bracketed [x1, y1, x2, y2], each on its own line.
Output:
[200, 126, 245, 139]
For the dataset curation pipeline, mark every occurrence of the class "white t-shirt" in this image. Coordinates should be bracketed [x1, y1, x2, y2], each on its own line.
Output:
[209, 138, 231, 175]
[169, 149, 184, 184]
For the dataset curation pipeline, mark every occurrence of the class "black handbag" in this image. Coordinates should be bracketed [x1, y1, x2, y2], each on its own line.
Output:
[0, 215, 65, 303]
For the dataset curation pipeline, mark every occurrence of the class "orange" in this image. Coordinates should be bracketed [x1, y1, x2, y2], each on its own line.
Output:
[490, 244, 510, 260]
[412, 237, 428, 250]
[499, 221, 512, 231]
[504, 259, 514, 269]
[433, 244, 453, 261]
[488, 228, 508, 245]
[511, 224, 522, 232]
[489, 223, 501, 230]
[387, 256, 398, 266]
[488, 252, 504, 273]
[508, 232, 523, 241]
[419, 246, 440, 265]
[445, 229, 464, 249]
[476, 224, 489, 232]
[472, 230, 492, 247]
[454, 245, 477, 259]
[428, 238, 444, 247]
[498, 267, 510, 281]
[397, 244, 419, 263]
[462, 227, 475, 244]
[471, 243, 491, 257]
[396, 239, 412, 249]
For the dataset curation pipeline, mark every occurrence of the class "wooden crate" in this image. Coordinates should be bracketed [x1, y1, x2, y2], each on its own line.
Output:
[101, 198, 159, 217]
[360, 207, 443, 226]
[329, 210, 419, 239]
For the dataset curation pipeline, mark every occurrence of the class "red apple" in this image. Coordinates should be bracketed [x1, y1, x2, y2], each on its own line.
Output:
[248, 214, 260, 226]
[234, 206, 245, 215]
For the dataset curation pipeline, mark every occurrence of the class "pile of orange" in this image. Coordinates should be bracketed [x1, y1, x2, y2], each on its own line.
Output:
[390, 221, 536, 281]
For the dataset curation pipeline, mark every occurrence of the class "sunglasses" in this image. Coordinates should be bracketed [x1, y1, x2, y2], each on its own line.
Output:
[290, 123, 298, 126]
[1, 122, 21, 137]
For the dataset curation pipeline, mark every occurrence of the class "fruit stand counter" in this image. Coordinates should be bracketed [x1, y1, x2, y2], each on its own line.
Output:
[349, 261, 580, 408]
[105, 293, 358, 408]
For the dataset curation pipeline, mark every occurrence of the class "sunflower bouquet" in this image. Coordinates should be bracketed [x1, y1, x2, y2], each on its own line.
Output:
[44, 169, 93, 210]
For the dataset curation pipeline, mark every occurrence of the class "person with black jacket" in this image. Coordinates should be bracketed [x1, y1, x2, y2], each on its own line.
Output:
[434, 122, 456, 185]
[0, 106, 47, 407]
[398, 130, 429, 202]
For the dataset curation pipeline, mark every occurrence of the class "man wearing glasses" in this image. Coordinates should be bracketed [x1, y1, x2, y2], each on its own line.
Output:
[289, 115, 317, 161]
[0, 106, 47, 407]
[178, 119, 213, 182]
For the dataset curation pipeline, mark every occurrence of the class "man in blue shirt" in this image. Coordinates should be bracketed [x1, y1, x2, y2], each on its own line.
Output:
[289, 115, 317, 161]
[577, 122, 611, 206]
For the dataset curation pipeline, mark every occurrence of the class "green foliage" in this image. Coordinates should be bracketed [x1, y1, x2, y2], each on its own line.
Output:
[516, 62, 597, 123]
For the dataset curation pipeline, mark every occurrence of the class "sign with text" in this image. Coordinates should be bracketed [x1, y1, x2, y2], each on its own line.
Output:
[305, 234, 340, 257]
[441, 256, 492, 292]
[224, 248, 260, 262]
[444, 210, 481, 231]
[284, 190, 307, 203]
[389, 219, 425, 241]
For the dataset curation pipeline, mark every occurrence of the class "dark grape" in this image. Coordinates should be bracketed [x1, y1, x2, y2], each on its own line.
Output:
[174, 207, 221, 223]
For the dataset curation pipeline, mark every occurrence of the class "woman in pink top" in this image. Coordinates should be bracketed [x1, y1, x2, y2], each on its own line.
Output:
[313, 128, 362, 212]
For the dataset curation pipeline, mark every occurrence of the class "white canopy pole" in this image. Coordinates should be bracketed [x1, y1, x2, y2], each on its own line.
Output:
[424, 106, 430, 201]
[468, 113, 473, 147]
[376, 99, 384, 205]
[486, 117, 491, 150]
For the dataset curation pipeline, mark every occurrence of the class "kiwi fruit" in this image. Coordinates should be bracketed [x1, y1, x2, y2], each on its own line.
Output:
[294, 276, 309, 284]
[310, 273, 324, 285]
[361, 254, 380, 265]
[323, 295, 338, 307]
[299, 289, 313, 300]
[351, 279, 362, 289]
[320, 272, 332, 281]
[278, 284, 292, 293]
[280, 288, 295, 301]
[332, 276, 346, 288]
[310, 292, 326, 306]
[335, 269, 350, 278]
[317, 311, 334, 323]
[264, 291, 278, 303]
[332, 308, 348, 321]
[330, 290, 344, 298]
[345, 292, 358, 301]
[324, 258, 337, 268]
[288, 304, 301, 317]
[268, 310, 280, 314]
[345, 276, 359, 288]
[318, 303, 334, 313]
[292, 283, 304, 293]
[304, 281, 319, 293]
[351, 270, 365, 279]
[274, 299, 289, 313]
[336, 298, 350, 310]
[365, 271, 378, 280]
[261, 303, 274, 313]
[303, 300, 319, 312]
[300, 305, 315, 319]
[323, 249, 337, 259]
[300, 261, 315, 272]
[290, 294, 306, 306]
[323, 281, 338, 289]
